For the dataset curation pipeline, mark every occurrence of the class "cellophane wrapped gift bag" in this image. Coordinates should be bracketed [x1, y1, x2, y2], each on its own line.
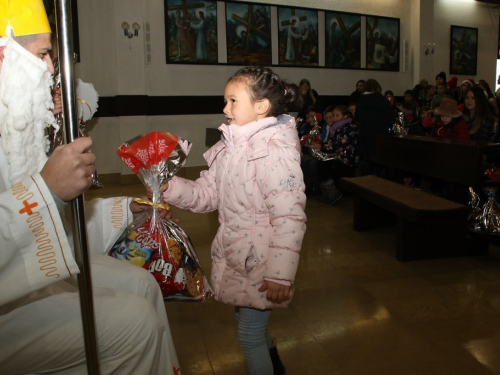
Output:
[109, 131, 213, 301]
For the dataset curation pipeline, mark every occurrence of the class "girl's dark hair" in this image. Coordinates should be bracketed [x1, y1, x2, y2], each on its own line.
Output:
[307, 105, 321, 113]
[384, 90, 394, 97]
[324, 105, 335, 114]
[364, 79, 382, 93]
[464, 86, 493, 134]
[299, 78, 317, 105]
[229, 66, 302, 117]
[412, 84, 424, 97]
[334, 105, 352, 118]
[478, 80, 494, 99]
[404, 90, 414, 97]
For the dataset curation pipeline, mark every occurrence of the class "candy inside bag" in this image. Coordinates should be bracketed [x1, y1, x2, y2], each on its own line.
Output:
[109, 132, 213, 301]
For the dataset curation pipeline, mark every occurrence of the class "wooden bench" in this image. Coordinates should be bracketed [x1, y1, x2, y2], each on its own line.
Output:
[339, 175, 478, 261]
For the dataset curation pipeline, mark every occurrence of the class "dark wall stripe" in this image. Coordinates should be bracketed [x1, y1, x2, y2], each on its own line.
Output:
[94, 95, 356, 117]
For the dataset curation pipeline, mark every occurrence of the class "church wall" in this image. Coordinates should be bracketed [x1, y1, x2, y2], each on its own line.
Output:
[74, 0, 499, 174]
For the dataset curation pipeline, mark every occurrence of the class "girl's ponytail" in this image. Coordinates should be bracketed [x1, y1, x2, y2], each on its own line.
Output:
[229, 66, 302, 117]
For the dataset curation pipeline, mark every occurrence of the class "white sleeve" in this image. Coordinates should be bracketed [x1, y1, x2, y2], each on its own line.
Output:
[0, 174, 79, 306]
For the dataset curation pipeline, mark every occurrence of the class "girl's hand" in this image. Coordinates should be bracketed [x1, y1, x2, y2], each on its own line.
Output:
[159, 182, 169, 194]
[258, 281, 291, 304]
[312, 142, 321, 150]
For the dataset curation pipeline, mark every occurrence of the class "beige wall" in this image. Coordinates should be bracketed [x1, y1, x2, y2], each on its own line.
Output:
[74, 0, 499, 173]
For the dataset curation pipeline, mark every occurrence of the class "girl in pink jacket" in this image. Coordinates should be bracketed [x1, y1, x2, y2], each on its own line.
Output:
[162, 67, 307, 374]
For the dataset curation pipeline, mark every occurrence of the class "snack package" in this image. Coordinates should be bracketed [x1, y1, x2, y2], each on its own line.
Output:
[109, 131, 213, 301]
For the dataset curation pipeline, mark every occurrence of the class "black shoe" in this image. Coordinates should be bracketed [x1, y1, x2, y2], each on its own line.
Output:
[324, 186, 343, 205]
[269, 346, 286, 374]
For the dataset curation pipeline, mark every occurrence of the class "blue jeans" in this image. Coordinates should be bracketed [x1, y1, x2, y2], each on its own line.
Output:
[235, 307, 274, 375]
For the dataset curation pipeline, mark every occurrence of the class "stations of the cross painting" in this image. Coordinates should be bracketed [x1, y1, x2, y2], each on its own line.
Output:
[167, 0, 205, 20]
[230, 5, 271, 52]
[326, 14, 361, 54]
[366, 18, 379, 38]
[280, 9, 307, 27]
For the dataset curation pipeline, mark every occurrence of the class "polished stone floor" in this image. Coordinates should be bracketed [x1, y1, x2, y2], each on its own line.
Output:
[87, 183, 500, 375]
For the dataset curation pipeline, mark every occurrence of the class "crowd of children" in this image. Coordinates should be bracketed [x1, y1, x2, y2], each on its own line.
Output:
[296, 72, 500, 201]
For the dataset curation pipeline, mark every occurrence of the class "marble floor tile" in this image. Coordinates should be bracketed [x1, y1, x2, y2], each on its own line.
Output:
[89, 183, 500, 374]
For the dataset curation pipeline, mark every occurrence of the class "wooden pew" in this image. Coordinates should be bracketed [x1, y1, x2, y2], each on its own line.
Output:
[373, 135, 500, 204]
[339, 135, 500, 260]
[341, 175, 470, 261]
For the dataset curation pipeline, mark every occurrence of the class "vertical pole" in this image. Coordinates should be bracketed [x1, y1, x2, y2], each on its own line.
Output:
[53, 0, 101, 373]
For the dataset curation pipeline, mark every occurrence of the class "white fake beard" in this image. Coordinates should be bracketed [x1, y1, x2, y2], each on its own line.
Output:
[0, 38, 55, 184]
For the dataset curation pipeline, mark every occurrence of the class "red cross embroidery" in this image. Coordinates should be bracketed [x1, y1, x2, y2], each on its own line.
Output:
[19, 200, 38, 215]
[173, 367, 181, 375]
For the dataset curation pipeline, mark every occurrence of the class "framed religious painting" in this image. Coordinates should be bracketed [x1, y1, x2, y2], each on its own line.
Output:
[366, 16, 400, 71]
[450, 25, 478, 75]
[277, 7, 318, 67]
[164, 0, 218, 64]
[325, 11, 361, 69]
[225, 2, 271, 65]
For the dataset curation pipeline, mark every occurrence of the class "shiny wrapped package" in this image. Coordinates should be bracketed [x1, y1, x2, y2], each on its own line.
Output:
[390, 112, 408, 135]
[300, 115, 342, 162]
[468, 187, 500, 236]
[109, 132, 213, 301]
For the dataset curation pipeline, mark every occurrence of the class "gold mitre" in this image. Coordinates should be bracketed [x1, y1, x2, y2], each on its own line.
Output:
[0, 0, 51, 37]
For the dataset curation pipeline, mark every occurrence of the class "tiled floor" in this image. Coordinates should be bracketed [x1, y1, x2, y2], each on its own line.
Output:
[87, 184, 500, 375]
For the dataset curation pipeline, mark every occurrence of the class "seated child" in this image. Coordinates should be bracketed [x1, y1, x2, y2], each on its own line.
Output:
[421, 105, 431, 122]
[348, 102, 356, 119]
[423, 98, 469, 140]
[300, 105, 333, 196]
[297, 106, 321, 140]
[313, 105, 358, 205]
[397, 89, 423, 135]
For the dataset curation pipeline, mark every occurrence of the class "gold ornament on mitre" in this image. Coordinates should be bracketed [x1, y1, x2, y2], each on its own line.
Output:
[0, 0, 51, 37]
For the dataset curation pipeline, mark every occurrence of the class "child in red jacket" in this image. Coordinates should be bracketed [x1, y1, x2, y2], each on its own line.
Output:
[423, 98, 469, 140]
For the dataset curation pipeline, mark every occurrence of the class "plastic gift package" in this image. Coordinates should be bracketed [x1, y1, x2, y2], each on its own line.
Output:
[109, 132, 213, 301]
[468, 187, 500, 236]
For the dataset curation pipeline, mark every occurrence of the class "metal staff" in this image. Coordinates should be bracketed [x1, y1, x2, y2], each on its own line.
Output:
[54, 0, 101, 373]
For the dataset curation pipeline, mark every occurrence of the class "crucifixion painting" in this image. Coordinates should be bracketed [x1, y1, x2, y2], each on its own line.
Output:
[225, 2, 271, 65]
[366, 16, 399, 71]
[450, 25, 477, 75]
[325, 12, 361, 69]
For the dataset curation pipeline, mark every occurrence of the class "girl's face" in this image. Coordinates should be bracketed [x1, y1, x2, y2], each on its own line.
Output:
[465, 91, 475, 112]
[348, 105, 356, 117]
[404, 94, 413, 103]
[332, 109, 347, 123]
[324, 111, 335, 125]
[300, 83, 310, 95]
[306, 111, 316, 125]
[223, 81, 261, 126]
[441, 115, 452, 125]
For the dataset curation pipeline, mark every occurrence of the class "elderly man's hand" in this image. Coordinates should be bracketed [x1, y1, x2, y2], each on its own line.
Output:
[40, 137, 95, 201]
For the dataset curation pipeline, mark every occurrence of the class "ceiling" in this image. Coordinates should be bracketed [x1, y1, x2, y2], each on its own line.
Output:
[476, 0, 500, 5]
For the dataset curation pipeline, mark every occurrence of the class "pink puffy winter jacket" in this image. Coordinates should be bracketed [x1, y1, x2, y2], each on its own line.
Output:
[163, 115, 307, 310]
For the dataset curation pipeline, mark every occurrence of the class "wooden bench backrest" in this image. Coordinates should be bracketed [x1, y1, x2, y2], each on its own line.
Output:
[374, 135, 500, 187]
